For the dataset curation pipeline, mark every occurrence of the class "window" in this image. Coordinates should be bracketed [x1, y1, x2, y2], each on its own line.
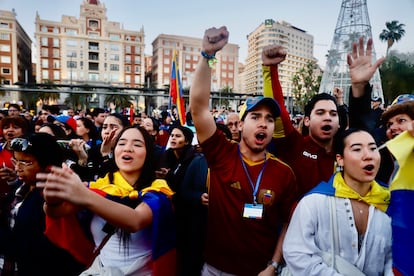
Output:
[109, 54, 119, 61]
[109, 34, 120, 40]
[125, 55, 131, 63]
[125, 46, 131, 54]
[0, 44, 10, 52]
[67, 50, 77, 58]
[66, 40, 77, 47]
[42, 59, 49, 68]
[110, 73, 119, 82]
[53, 71, 60, 80]
[89, 20, 99, 29]
[164, 49, 170, 55]
[164, 58, 170, 64]
[66, 29, 77, 35]
[88, 32, 99, 38]
[69, 71, 77, 80]
[110, 64, 119, 71]
[2, 79, 10, 85]
[0, 33, 9, 40]
[125, 65, 131, 73]
[88, 73, 99, 81]
[42, 70, 49, 79]
[109, 44, 120, 51]
[2, 68, 10, 74]
[53, 60, 60, 69]
[163, 67, 169, 73]
[53, 27, 59, 34]
[41, 48, 48, 57]
[134, 56, 140, 64]
[67, 61, 77, 68]
[0, 22, 9, 29]
[41, 37, 48, 46]
[125, 75, 131, 83]
[0, 56, 10, 63]
[134, 66, 140, 73]
[53, 49, 60, 58]
[53, 38, 59, 47]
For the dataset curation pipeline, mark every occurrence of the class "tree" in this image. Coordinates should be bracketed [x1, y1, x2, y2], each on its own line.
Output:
[216, 85, 233, 109]
[380, 54, 414, 104]
[379, 20, 406, 56]
[291, 61, 321, 114]
[104, 89, 133, 112]
[64, 84, 93, 110]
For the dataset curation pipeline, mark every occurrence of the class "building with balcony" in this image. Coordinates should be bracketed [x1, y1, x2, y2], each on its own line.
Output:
[34, 0, 145, 88]
[151, 34, 239, 93]
[0, 9, 33, 105]
[245, 19, 316, 99]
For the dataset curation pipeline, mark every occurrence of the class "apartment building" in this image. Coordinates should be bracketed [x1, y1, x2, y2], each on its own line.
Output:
[244, 19, 316, 97]
[0, 10, 32, 104]
[34, 0, 145, 87]
[151, 34, 239, 92]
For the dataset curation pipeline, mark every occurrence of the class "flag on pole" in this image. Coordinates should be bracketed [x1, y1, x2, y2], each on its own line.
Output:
[170, 50, 186, 125]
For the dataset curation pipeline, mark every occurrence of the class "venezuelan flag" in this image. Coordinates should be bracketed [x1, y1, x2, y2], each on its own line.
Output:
[386, 131, 414, 276]
[170, 50, 186, 125]
[45, 175, 177, 275]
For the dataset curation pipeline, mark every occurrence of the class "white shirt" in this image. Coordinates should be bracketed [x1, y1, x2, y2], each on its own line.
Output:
[91, 215, 152, 273]
[283, 194, 393, 276]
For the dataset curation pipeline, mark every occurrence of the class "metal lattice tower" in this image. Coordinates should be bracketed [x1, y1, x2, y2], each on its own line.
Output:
[319, 0, 383, 101]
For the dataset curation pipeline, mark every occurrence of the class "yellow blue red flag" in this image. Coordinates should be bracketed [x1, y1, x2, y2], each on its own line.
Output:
[170, 50, 186, 125]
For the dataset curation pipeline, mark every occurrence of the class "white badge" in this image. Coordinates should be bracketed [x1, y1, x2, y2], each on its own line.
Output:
[243, 203, 263, 219]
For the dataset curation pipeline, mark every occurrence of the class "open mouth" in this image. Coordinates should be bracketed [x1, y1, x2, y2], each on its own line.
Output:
[363, 164, 374, 171]
[122, 155, 132, 161]
[321, 125, 332, 131]
[256, 133, 266, 141]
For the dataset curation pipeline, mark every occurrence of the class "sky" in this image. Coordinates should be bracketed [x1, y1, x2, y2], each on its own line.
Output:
[1, 0, 413, 68]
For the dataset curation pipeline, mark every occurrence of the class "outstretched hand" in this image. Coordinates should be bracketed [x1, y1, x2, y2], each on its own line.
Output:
[347, 37, 385, 86]
[262, 45, 287, 66]
[202, 26, 229, 56]
[37, 164, 89, 206]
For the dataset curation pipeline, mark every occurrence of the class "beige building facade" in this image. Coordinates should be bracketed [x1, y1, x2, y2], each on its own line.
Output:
[34, 0, 145, 88]
[244, 19, 316, 98]
[151, 34, 239, 92]
[0, 10, 32, 105]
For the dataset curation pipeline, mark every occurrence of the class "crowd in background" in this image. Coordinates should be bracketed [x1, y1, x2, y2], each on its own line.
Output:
[0, 26, 412, 276]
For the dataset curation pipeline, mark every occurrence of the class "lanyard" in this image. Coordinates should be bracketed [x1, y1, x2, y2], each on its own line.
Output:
[238, 146, 267, 204]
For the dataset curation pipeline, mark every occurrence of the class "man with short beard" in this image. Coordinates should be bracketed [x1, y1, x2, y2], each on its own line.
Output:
[263, 44, 347, 196]
[190, 26, 297, 276]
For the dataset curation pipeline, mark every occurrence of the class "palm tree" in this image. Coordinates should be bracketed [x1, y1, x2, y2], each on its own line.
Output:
[104, 89, 133, 112]
[379, 20, 406, 56]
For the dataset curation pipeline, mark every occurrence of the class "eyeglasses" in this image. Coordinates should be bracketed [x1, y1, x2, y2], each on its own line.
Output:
[10, 138, 32, 152]
[11, 157, 33, 167]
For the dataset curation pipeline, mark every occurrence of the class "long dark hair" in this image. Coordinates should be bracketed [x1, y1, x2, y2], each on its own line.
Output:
[107, 125, 156, 191]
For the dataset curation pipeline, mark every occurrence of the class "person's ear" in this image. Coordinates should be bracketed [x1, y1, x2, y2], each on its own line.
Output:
[303, 116, 310, 127]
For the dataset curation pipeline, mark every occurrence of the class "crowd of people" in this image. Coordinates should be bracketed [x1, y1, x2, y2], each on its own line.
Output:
[0, 25, 412, 276]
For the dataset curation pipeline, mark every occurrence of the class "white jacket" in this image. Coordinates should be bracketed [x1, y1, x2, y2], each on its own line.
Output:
[283, 194, 393, 276]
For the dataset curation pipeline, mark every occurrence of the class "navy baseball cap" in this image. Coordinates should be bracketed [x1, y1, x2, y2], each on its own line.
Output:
[239, 96, 280, 121]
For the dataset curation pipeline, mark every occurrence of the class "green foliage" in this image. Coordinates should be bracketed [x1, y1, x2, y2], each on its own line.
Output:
[380, 54, 414, 104]
[214, 85, 233, 108]
[104, 89, 133, 112]
[64, 84, 93, 110]
[379, 20, 406, 56]
[291, 61, 321, 114]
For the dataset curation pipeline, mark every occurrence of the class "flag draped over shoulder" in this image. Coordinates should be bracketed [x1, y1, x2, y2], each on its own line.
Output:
[170, 50, 186, 125]
[386, 131, 414, 276]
